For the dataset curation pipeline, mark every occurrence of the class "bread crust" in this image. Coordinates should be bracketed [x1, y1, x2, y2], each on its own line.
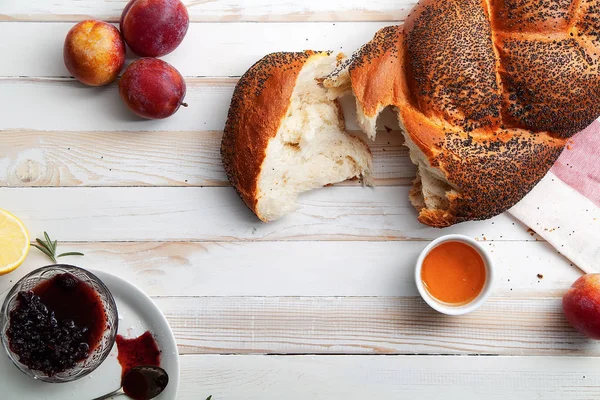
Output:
[221, 51, 314, 216]
[489, 0, 574, 34]
[343, 0, 586, 226]
[405, 0, 503, 133]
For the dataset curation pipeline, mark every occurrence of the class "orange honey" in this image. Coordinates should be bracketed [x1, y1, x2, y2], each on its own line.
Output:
[421, 241, 486, 305]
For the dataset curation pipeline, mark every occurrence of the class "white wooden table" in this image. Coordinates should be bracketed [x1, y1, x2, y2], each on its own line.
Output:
[1, 1, 599, 399]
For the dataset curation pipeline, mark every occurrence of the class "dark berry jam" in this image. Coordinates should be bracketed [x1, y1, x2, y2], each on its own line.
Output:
[116, 331, 161, 380]
[6, 273, 107, 376]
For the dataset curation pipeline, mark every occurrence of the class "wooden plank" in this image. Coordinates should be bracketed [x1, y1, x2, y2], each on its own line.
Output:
[179, 354, 600, 399]
[0, 77, 234, 132]
[0, 1, 415, 22]
[1, 241, 577, 297]
[0, 78, 399, 132]
[0, 186, 534, 241]
[0, 130, 412, 187]
[155, 296, 598, 356]
[0, 22, 391, 77]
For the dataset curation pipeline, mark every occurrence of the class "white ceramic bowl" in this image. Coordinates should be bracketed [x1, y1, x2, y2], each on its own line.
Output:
[415, 234, 494, 316]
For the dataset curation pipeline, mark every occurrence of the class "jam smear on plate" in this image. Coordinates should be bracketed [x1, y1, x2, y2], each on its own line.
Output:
[6, 273, 107, 375]
[116, 331, 161, 379]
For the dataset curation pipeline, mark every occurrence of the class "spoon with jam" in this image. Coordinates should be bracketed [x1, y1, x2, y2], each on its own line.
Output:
[92, 365, 169, 400]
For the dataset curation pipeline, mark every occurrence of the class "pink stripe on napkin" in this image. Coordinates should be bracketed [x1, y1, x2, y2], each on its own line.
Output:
[551, 120, 600, 207]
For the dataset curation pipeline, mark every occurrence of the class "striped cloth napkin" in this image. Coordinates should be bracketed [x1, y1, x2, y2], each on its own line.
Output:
[509, 120, 600, 274]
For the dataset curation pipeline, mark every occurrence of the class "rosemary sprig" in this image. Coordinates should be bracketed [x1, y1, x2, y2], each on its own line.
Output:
[32, 231, 84, 264]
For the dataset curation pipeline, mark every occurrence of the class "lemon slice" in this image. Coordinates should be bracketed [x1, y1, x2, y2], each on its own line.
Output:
[0, 209, 30, 275]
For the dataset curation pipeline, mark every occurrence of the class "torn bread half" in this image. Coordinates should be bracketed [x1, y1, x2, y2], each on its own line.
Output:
[221, 51, 372, 222]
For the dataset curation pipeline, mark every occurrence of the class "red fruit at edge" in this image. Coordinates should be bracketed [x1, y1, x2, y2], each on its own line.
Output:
[563, 274, 600, 340]
[120, 0, 189, 57]
[119, 58, 187, 119]
[63, 20, 126, 86]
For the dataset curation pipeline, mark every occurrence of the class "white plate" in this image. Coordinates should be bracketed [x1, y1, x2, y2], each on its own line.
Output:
[0, 269, 180, 399]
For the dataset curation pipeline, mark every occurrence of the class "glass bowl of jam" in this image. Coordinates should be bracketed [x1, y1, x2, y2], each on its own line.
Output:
[1, 265, 118, 383]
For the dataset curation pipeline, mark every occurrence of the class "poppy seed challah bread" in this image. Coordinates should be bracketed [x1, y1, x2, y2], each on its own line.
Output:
[221, 51, 372, 222]
[325, 0, 600, 227]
